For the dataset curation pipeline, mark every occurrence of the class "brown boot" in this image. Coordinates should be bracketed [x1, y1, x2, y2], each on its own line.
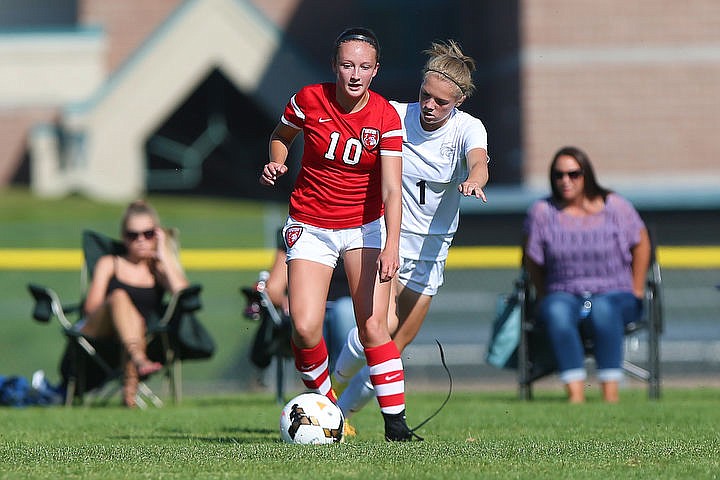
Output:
[123, 357, 139, 408]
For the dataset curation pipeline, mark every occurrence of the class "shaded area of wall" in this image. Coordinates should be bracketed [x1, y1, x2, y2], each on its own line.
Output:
[144, 69, 291, 202]
[455, 209, 720, 247]
[278, 0, 522, 185]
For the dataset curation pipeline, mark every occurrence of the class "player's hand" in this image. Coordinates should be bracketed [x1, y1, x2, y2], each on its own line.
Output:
[260, 162, 288, 186]
[377, 248, 399, 283]
[458, 181, 487, 201]
[154, 227, 167, 263]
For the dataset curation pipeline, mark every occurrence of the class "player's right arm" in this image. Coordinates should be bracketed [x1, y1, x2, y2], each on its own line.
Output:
[261, 122, 299, 186]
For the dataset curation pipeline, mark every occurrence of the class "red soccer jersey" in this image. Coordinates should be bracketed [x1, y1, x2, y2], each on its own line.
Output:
[281, 83, 402, 229]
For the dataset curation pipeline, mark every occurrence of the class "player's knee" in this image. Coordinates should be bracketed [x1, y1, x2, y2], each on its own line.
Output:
[292, 319, 323, 347]
[357, 317, 389, 346]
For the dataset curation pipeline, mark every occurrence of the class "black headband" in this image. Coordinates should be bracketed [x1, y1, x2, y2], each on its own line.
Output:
[335, 28, 380, 54]
[425, 68, 466, 95]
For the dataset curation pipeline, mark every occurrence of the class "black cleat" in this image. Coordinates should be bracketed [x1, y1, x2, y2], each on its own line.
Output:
[383, 410, 424, 442]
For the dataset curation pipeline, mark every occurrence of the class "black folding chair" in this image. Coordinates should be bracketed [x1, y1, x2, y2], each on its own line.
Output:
[241, 271, 293, 404]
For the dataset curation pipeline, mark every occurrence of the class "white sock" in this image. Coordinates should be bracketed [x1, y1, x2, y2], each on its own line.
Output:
[333, 327, 366, 384]
[337, 365, 375, 418]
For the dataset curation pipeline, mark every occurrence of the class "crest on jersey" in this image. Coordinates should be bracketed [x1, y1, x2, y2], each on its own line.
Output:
[361, 127, 380, 150]
[285, 226, 303, 248]
[440, 142, 457, 161]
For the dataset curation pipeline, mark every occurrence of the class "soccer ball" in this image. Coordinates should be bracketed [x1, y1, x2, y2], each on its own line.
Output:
[279, 392, 344, 444]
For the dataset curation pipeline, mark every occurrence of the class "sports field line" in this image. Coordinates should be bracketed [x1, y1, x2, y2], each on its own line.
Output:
[1, 246, 718, 270]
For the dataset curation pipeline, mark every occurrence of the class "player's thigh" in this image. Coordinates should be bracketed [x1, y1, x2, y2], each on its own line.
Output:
[343, 247, 391, 344]
[287, 259, 333, 345]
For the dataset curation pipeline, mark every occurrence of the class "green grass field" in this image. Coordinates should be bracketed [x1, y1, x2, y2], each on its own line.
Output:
[1, 389, 719, 479]
[2, 187, 719, 478]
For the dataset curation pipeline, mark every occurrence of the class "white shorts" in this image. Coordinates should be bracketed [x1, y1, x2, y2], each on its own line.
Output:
[397, 257, 446, 296]
[282, 217, 385, 268]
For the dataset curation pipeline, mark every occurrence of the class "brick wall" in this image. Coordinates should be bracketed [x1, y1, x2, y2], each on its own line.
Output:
[521, 0, 720, 189]
[79, 0, 182, 72]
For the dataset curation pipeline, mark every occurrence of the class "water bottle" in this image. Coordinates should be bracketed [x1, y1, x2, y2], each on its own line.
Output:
[243, 270, 270, 321]
[256, 270, 270, 292]
[580, 292, 592, 319]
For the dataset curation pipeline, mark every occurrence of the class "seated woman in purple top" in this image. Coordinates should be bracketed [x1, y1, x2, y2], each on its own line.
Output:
[523, 146, 651, 403]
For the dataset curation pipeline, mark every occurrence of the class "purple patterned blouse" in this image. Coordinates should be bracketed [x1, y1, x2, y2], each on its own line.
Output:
[524, 193, 645, 295]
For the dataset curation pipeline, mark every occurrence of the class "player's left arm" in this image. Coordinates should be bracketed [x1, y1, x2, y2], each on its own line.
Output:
[458, 147, 489, 201]
[378, 153, 402, 283]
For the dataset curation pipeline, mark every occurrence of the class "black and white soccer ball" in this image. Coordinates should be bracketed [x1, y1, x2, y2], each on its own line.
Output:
[279, 392, 344, 444]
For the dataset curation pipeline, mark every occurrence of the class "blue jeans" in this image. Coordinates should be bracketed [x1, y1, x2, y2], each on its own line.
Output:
[324, 296, 357, 373]
[537, 291, 643, 383]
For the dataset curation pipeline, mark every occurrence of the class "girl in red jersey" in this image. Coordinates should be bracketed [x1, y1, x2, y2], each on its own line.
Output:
[260, 28, 415, 441]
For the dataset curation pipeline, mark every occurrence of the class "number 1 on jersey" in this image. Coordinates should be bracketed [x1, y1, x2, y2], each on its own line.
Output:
[416, 180, 426, 205]
[324, 132, 341, 160]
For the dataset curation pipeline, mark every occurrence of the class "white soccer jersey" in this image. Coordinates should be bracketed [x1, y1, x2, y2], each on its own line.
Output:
[391, 101, 488, 261]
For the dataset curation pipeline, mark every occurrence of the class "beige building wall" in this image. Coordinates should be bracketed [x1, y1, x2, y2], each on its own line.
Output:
[1, 0, 307, 199]
[0, 0, 182, 188]
[0, 29, 106, 184]
[29, 0, 297, 200]
[521, 0, 720, 191]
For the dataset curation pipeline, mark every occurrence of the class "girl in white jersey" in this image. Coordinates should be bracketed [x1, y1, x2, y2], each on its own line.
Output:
[333, 40, 490, 427]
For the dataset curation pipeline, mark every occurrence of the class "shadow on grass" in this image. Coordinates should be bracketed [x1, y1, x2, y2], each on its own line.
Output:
[110, 427, 281, 444]
[191, 395, 283, 408]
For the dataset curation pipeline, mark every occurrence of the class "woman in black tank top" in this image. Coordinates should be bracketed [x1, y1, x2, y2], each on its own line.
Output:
[80, 200, 189, 407]
[106, 256, 165, 321]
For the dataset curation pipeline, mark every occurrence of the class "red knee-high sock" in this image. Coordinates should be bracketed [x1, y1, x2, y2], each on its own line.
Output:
[365, 341, 405, 415]
[292, 338, 336, 402]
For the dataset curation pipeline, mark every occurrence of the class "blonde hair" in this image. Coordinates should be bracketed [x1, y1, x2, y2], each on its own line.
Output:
[121, 200, 185, 276]
[422, 40, 476, 98]
[161, 226, 185, 276]
[120, 199, 160, 236]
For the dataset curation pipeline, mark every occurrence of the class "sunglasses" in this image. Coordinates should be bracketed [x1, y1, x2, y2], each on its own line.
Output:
[552, 169, 583, 180]
[124, 229, 156, 241]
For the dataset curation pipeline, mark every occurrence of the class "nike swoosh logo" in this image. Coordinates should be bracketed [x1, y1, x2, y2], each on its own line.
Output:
[384, 373, 402, 382]
[300, 362, 321, 372]
[319, 118, 332, 123]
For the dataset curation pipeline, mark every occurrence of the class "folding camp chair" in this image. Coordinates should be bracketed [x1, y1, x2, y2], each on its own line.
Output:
[513, 248, 663, 400]
[28, 229, 213, 407]
[488, 244, 663, 401]
[241, 271, 293, 404]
